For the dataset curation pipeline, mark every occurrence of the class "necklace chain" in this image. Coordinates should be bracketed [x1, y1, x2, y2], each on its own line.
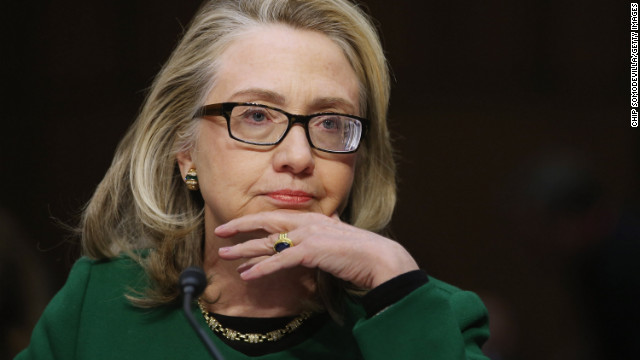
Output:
[197, 299, 313, 344]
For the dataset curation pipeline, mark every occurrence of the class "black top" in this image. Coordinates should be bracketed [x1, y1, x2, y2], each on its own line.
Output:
[206, 270, 429, 356]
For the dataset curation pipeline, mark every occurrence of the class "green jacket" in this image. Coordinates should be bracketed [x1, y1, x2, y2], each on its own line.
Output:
[17, 256, 489, 359]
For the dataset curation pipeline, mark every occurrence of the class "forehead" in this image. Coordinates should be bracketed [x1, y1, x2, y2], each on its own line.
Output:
[207, 24, 361, 114]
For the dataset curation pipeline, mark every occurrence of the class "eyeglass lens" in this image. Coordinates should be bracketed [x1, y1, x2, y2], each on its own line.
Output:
[228, 105, 363, 152]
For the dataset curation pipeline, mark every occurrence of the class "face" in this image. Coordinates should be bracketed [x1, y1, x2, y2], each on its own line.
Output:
[177, 24, 361, 228]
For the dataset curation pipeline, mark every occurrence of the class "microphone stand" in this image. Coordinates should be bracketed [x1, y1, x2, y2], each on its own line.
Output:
[180, 267, 226, 360]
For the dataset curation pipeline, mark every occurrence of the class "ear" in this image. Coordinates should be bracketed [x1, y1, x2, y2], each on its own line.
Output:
[176, 150, 195, 179]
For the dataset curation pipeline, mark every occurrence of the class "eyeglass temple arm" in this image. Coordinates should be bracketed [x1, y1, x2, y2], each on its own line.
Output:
[197, 103, 227, 117]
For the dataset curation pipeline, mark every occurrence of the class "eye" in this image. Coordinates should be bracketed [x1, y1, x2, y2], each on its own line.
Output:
[321, 118, 339, 130]
[247, 110, 267, 123]
[236, 107, 273, 125]
[312, 116, 345, 132]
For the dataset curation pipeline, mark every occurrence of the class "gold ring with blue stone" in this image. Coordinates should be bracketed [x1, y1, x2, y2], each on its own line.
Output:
[273, 233, 294, 253]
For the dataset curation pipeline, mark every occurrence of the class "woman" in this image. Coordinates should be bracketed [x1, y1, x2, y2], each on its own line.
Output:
[17, 0, 489, 359]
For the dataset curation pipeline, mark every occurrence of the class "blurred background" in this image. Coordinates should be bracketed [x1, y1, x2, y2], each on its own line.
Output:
[1, 1, 636, 359]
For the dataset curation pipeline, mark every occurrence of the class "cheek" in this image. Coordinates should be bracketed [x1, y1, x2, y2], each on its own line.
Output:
[319, 155, 357, 198]
[197, 141, 265, 192]
[194, 126, 245, 192]
[195, 141, 270, 223]
[196, 122, 248, 173]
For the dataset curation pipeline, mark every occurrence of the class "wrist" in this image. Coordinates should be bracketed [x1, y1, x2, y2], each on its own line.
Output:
[370, 246, 419, 288]
[362, 269, 429, 317]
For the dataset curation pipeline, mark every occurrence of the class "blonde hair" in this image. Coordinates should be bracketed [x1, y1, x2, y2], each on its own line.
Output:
[80, 0, 395, 315]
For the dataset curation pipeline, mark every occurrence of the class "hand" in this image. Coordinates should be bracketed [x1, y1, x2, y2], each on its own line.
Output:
[215, 210, 419, 289]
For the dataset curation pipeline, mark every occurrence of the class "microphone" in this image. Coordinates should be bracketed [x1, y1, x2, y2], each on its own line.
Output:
[179, 267, 225, 360]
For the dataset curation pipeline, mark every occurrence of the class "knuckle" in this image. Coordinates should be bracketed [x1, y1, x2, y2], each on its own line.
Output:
[307, 223, 324, 234]
[299, 253, 315, 267]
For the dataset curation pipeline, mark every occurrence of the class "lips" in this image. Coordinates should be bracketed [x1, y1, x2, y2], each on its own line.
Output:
[266, 190, 314, 204]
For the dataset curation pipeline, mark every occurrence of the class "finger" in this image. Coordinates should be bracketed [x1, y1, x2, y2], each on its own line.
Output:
[218, 234, 279, 259]
[239, 247, 306, 280]
[236, 256, 270, 273]
[215, 210, 320, 237]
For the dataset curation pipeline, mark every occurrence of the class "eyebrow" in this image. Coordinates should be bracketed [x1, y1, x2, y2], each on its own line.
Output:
[230, 89, 286, 105]
[229, 88, 357, 115]
[309, 97, 357, 115]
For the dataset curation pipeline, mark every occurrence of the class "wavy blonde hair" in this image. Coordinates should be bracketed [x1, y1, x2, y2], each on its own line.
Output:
[80, 0, 394, 316]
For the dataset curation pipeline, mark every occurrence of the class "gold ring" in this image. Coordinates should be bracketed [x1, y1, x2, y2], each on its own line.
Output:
[273, 233, 293, 253]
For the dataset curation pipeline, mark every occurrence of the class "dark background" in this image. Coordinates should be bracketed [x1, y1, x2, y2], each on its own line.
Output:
[1, 1, 636, 359]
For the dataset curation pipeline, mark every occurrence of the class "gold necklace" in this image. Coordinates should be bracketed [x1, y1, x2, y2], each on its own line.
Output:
[197, 299, 313, 344]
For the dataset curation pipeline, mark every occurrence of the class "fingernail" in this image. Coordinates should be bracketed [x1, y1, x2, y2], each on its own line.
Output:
[218, 246, 231, 253]
[240, 269, 253, 280]
[236, 262, 250, 273]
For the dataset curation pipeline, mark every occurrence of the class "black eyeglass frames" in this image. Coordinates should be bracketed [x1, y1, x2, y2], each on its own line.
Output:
[194, 102, 368, 154]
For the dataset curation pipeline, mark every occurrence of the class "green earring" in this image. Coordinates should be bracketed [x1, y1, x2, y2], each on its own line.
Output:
[185, 168, 199, 190]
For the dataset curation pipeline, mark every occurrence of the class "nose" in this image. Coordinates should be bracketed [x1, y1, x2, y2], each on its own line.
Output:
[272, 124, 315, 175]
